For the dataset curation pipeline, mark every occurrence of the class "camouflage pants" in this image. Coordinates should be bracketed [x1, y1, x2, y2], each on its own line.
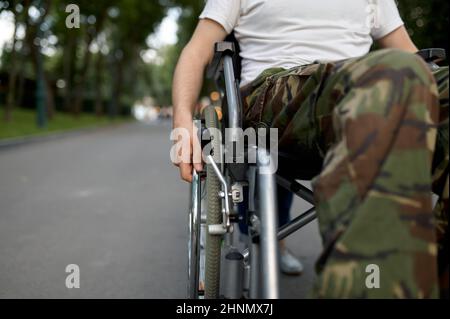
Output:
[241, 49, 449, 298]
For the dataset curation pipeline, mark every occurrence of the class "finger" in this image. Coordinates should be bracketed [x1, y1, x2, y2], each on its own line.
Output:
[193, 162, 203, 172]
[191, 132, 203, 172]
[180, 163, 193, 183]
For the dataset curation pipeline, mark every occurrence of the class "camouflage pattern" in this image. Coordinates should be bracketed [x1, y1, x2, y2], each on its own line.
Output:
[240, 49, 449, 298]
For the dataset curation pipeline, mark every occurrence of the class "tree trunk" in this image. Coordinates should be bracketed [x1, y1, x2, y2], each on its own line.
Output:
[72, 33, 94, 116]
[15, 1, 31, 110]
[45, 78, 55, 119]
[4, 10, 19, 122]
[109, 59, 124, 118]
[26, 0, 54, 124]
[72, 13, 106, 116]
[94, 53, 104, 116]
[63, 34, 77, 112]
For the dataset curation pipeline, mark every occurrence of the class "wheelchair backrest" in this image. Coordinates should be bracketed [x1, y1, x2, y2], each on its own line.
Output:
[225, 32, 242, 81]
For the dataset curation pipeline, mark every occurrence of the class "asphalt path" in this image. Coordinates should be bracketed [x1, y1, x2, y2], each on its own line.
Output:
[0, 121, 322, 298]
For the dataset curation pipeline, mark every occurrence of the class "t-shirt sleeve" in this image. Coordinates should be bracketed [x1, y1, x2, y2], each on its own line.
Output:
[199, 0, 241, 34]
[370, 0, 404, 40]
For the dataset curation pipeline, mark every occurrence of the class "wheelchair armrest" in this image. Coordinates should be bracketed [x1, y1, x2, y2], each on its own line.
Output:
[206, 41, 236, 80]
[416, 48, 446, 63]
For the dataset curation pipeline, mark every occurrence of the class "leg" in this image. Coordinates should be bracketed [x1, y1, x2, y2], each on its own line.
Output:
[237, 185, 293, 234]
[310, 50, 441, 298]
[277, 187, 304, 275]
[242, 50, 443, 298]
[277, 186, 294, 227]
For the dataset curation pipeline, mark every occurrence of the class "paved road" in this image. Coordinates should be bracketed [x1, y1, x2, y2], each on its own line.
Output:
[0, 121, 321, 298]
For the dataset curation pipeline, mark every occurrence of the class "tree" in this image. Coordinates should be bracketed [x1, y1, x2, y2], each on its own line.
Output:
[71, 1, 108, 115]
[106, 0, 166, 117]
[25, 0, 55, 124]
[4, 1, 29, 121]
[144, 0, 203, 108]
[398, 0, 449, 53]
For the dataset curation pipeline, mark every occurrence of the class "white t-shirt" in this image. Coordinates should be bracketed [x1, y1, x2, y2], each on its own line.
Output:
[199, 0, 404, 85]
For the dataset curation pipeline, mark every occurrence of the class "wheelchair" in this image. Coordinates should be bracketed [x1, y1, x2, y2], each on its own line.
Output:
[186, 37, 447, 299]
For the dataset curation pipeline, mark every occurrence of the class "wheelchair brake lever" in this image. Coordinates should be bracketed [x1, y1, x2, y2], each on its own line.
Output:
[206, 155, 233, 235]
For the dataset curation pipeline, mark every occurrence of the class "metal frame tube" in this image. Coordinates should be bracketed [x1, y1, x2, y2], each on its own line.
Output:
[257, 148, 280, 299]
[188, 170, 202, 298]
[276, 175, 315, 205]
[249, 241, 260, 299]
[207, 155, 231, 223]
[223, 55, 241, 132]
[277, 208, 316, 240]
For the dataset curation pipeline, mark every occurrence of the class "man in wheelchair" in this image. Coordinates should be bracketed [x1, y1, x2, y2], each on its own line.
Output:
[172, 0, 448, 298]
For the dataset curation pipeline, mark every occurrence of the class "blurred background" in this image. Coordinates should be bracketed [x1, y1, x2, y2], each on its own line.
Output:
[0, 0, 204, 137]
[0, 0, 448, 136]
[0, 0, 448, 298]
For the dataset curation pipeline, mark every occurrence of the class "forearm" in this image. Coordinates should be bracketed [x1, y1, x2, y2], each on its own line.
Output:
[172, 46, 208, 128]
[170, 18, 227, 181]
[377, 26, 418, 53]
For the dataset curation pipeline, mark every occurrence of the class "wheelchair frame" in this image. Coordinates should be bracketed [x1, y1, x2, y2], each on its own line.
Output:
[187, 40, 318, 299]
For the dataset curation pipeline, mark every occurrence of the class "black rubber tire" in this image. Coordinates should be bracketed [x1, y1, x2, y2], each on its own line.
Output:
[204, 105, 223, 299]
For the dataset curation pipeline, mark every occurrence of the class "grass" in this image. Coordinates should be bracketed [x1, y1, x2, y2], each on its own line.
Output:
[0, 108, 131, 140]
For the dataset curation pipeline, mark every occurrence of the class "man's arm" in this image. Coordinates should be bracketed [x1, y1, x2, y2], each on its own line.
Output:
[377, 25, 418, 53]
[172, 19, 227, 182]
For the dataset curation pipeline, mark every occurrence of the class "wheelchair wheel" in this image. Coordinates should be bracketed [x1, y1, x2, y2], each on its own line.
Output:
[187, 169, 202, 299]
[204, 105, 223, 299]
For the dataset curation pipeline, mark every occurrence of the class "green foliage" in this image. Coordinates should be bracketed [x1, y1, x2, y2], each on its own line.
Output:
[143, 0, 203, 106]
[398, 0, 449, 52]
[145, 45, 180, 107]
[0, 0, 172, 120]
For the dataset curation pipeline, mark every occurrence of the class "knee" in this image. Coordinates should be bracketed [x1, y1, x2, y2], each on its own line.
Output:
[351, 49, 438, 107]
[371, 48, 433, 83]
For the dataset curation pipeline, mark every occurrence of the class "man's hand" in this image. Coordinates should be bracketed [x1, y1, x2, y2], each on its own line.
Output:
[172, 114, 203, 182]
[172, 18, 227, 182]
